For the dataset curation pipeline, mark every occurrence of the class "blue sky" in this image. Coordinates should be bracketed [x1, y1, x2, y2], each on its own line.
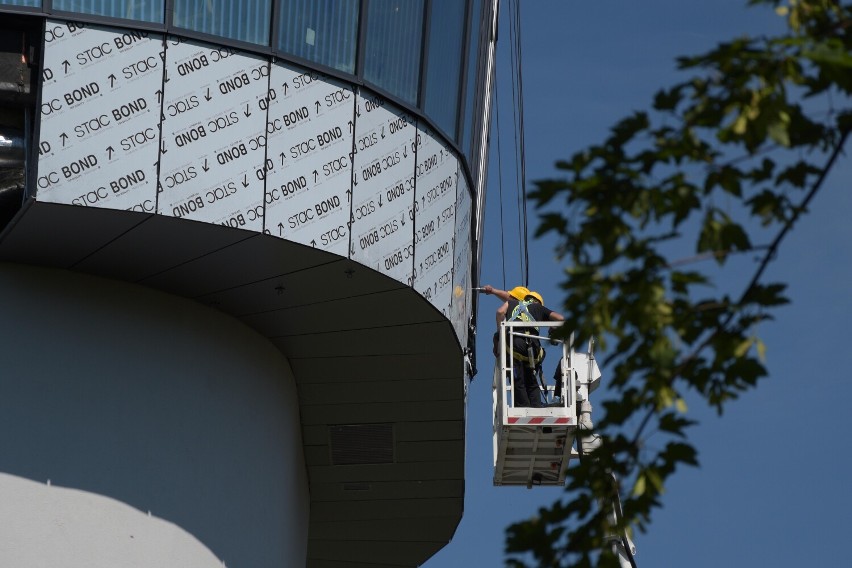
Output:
[428, 1, 852, 566]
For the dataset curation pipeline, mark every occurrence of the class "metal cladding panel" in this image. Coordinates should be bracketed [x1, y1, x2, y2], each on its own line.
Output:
[264, 64, 354, 256]
[30, 22, 478, 309]
[349, 90, 416, 285]
[37, 22, 163, 210]
[450, 173, 473, 347]
[158, 38, 268, 229]
[412, 123, 458, 318]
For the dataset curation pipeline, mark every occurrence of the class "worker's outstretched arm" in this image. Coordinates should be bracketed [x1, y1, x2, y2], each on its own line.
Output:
[549, 311, 565, 322]
[481, 285, 512, 302]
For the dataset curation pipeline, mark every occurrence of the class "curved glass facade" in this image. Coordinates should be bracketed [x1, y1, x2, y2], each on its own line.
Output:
[53, 0, 163, 22]
[277, 0, 359, 74]
[462, 0, 485, 165]
[172, 0, 272, 44]
[361, 0, 424, 105]
[0, 0, 490, 177]
[423, 0, 466, 138]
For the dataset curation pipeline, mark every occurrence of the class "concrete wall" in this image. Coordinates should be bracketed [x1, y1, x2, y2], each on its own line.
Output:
[0, 262, 309, 567]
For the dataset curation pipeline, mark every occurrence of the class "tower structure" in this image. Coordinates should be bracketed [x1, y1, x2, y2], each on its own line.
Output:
[0, 1, 496, 566]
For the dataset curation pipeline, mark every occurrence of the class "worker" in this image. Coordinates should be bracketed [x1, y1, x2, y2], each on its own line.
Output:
[482, 285, 564, 407]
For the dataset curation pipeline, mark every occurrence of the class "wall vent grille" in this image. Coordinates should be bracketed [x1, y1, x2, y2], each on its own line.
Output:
[330, 423, 394, 465]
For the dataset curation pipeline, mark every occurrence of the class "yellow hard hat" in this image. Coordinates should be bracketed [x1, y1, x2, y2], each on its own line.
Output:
[528, 291, 544, 305]
[509, 286, 530, 301]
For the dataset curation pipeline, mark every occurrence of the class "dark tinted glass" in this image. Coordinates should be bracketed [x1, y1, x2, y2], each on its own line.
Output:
[278, 0, 359, 74]
[362, 0, 425, 104]
[172, 0, 272, 45]
[0, 0, 41, 6]
[423, 0, 465, 137]
[52, 0, 163, 22]
[462, 0, 484, 161]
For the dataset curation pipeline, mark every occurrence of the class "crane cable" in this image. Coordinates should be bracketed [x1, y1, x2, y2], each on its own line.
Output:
[514, 0, 530, 288]
[507, 0, 530, 287]
[494, 86, 508, 289]
[493, 0, 531, 291]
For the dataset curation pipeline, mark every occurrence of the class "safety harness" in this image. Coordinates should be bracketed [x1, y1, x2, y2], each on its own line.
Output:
[508, 300, 544, 366]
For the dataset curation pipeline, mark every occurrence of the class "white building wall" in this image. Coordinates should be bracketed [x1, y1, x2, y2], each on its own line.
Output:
[0, 262, 309, 567]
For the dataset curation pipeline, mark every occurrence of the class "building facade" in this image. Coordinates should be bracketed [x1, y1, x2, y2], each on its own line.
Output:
[0, 1, 496, 566]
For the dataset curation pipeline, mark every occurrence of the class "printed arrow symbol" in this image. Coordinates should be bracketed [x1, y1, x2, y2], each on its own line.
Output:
[345, 188, 351, 202]
[378, 194, 383, 207]
[242, 174, 249, 188]
[313, 169, 318, 182]
[204, 87, 212, 101]
[281, 82, 289, 95]
[62, 60, 70, 73]
[155, 89, 163, 103]
[202, 158, 209, 172]
[244, 104, 251, 117]
[107, 146, 115, 159]
[279, 151, 286, 165]
[60, 132, 68, 147]
[108, 74, 117, 88]
[348, 120, 354, 133]
[315, 100, 321, 113]
[401, 212, 406, 226]
[161, 141, 167, 154]
[381, 126, 385, 139]
[310, 239, 316, 247]
[403, 146, 408, 159]
[350, 243, 355, 256]
[277, 222, 285, 236]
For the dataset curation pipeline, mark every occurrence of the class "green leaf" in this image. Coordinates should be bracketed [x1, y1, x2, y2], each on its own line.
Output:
[734, 337, 755, 358]
[633, 474, 646, 497]
[768, 118, 791, 147]
[756, 338, 767, 362]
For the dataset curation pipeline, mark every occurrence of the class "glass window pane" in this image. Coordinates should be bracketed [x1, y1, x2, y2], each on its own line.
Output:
[462, 0, 483, 158]
[52, 0, 163, 23]
[0, 0, 41, 6]
[362, 0, 424, 105]
[423, 0, 465, 137]
[277, 0, 358, 74]
[172, 0, 272, 45]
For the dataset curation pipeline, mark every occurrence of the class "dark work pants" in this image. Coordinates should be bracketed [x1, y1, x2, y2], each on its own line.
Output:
[512, 362, 543, 408]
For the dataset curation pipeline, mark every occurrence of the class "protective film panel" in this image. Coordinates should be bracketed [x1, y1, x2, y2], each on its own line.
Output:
[349, 90, 416, 285]
[450, 169, 473, 347]
[37, 22, 163, 211]
[158, 38, 268, 230]
[412, 123, 458, 317]
[264, 64, 354, 256]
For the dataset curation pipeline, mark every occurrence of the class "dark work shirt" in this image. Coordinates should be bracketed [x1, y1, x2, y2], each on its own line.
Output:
[505, 299, 553, 358]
